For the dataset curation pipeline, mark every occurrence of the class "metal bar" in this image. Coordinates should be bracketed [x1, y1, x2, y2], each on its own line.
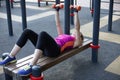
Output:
[10, 0, 14, 8]
[56, 0, 60, 4]
[90, 0, 92, 10]
[46, 1, 48, 5]
[64, 0, 70, 34]
[20, 0, 27, 30]
[91, 0, 94, 17]
[38, 0, 40, 7]
[108, 0, 114, 31]
[0, 0, 1, 7]
[92, 0, 101, 63]
[70, 0, 74, 25]
[5, 0, 13, 36]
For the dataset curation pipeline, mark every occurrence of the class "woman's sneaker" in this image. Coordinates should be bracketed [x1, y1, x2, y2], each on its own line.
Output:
[18, 64, 32, 76]
[0, 56, 17, 65]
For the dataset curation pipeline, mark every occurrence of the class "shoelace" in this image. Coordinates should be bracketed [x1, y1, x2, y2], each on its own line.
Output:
[23, 65, 31, 71]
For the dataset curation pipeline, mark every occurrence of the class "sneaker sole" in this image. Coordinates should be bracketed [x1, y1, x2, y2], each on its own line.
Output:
[9, 60, 17, 64]
[5, 60, 17, 65]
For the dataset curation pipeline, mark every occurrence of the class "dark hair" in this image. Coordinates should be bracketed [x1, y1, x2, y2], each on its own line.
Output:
[80, 33, 84, 41]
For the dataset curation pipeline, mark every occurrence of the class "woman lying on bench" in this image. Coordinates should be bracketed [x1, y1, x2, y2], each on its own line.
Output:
[0, 4, 83, 76]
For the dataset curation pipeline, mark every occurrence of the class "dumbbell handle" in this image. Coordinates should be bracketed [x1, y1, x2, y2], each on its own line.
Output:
[52, 4, 64, 9]
[70, 5, 81, 11]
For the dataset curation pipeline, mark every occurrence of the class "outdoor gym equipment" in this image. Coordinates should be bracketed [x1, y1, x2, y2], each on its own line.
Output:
[70, 5, 81, 17]
[52, 3, 64, 9]
[70, 5, 81, 11]
[30, 65, 44, 80]
[2, 0, 101, 79]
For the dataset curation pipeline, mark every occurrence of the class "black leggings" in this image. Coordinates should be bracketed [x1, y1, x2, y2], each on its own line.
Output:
[16, 29, 61, 57]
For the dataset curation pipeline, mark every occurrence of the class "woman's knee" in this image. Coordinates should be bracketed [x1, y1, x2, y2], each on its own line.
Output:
[40, 31, 48, 35]
[22, 29, 33, 37]
[38, 31, 48, 38]
[23, 29, 32, 34]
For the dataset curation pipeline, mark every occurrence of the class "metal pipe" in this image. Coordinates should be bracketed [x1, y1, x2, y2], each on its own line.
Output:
[92, 0, 101, 63]
[20, 0, 27, 30]
[5, 0, 13, 36]
[64, 0, 70, 34]
[108, 0, 114, 31]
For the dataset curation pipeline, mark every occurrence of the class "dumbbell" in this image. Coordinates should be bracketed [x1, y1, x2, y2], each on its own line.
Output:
[52, 3, 64, 9]
[70, 5, 81, 11]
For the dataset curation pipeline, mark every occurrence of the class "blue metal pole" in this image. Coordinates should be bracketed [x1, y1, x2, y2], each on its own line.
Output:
[20, 0, 27, 30]
[108, 0, 114, 31]
[10, 0, 13, 8]
[64, 0, 70, 34]
[91, 0, 94, 17]
[90, 0, 94, 17]
[92, 0, 101, 63]
[70, 0, 74, 25]
[38, 0, 40, 7]
[0, 0, 1, 7]
[5, 0, 13, 36]
[56, 0, 60, 4]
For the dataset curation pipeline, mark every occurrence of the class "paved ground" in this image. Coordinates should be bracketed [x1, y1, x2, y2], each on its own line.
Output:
[0, 0, 120, 80]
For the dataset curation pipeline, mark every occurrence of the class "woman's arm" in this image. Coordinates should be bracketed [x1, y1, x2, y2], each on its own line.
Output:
[55, 9, 63, 35]
[72, 12, 83, 48]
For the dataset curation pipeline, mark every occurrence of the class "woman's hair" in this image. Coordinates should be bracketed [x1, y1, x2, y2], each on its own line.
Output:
[80, 32, 84, 41]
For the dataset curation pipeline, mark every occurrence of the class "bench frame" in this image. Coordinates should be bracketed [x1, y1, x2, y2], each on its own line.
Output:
[3, 39, 92, 80]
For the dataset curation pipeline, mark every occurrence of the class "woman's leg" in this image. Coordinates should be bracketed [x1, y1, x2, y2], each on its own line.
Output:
[0, 29, 39, 65]
[10, 29, 38, 57]
[17, 31, 61, 76]
[30, 49, 43, 65]
[30, 31, 61, 65]
[36, 31, 61, 57]
[9, 44, 21, 57]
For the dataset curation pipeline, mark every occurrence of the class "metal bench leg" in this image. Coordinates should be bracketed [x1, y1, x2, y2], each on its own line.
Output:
[14, 75, 26, 80]
[2, 54, 13, 80]
[4, 73, 13, 80]
[3, 67, 13, 80]
[13, 74, 28, 80]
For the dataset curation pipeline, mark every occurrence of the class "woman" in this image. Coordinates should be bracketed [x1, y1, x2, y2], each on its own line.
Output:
[0, 4, 83, 76]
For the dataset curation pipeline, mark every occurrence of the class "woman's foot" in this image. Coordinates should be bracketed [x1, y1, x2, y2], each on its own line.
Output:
[0, 55, 17, 65]
[17, 64, 32, 76]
